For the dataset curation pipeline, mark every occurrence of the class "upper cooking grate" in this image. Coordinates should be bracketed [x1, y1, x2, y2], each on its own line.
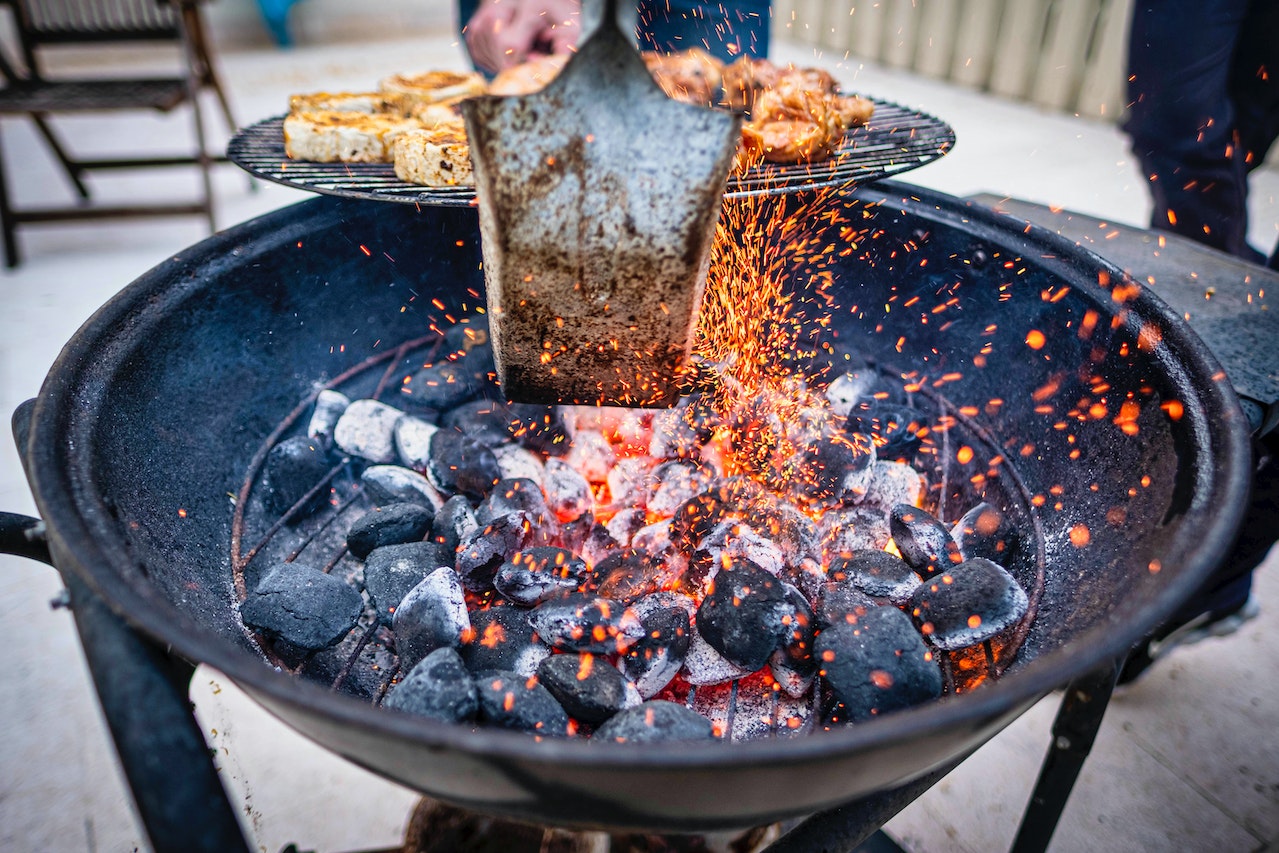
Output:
[226, 98, 955, 205]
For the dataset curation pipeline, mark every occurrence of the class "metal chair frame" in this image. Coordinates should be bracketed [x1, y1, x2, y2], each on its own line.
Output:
[0, 0, 238, 267]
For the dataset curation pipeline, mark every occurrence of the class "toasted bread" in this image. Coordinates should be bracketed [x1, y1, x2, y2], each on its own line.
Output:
[287, 91, 409, 116]
[393, 124, 473, 186]
[283, 110, 420, 163]
[379, 70, 485, 107]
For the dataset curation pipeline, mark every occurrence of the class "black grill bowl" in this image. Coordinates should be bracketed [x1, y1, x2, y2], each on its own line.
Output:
[18, 183, 1250, 831]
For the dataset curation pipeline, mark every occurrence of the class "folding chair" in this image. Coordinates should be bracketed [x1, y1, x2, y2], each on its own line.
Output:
[0, 0, 239, 267]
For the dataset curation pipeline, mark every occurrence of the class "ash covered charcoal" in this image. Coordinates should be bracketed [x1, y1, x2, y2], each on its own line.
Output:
[751, 498, 821, 567]
[823, 367, 903, 419]
[393, 415, 438, 470]
[693, 670, 812, 741]
[493, 547, 588, 606]
[848, 404, 925, 462]
[240, 561, 362, 651]
[361, 465, 445, 511]
[506, 403, 571, 456]
[392, 567, 470, 669]
[694, 560, 794, 672]
[346, 502, 434, 560]
[333, 398, 404, 463]
[363, 541, 455, 625]
[384, 647, 478, 723]
[527, 594, 644, 654]
[951, 502, 1017, 564]
[563, 429, 615, 483]
[647, 459, 717, 516]
[605, 456, 656, 509]
[493, 443, 545, 485]
[543, 458, 593, 522]
[461, 606, 551, 676]
[890, 504, 963, 577]
[455, 513, 536, 592]
[815, 605, 942, 723]
[307, 389, 350, 442]
[262, 435, 334, 517]
[441, 400, 515, 448]
[647, 395, 718, 459]
[817, 505, 892, 559]
[589, 549, 678, 603]
[769, 583, 816, 698]
[630, 520, 689, 578]
[860, 461, 924, 511]
[578, 520, 618, 568]
[474, 669, 570, 737]
[537, 653, 642, 725]
[619, 605, 690, 698]
[427, 430, 501, 500]
[559, 512, 597, 555]
[683, 621, 752, 686]
[430, 494, 478, 553]
[787, 431, 875, 504]
[827, 550, 921, 605]
[604, 508, 647, 548]
[669, 485, 736, 552]
[593, 700, 717, 743]
[908, 557, 1029, 651]
[815, 583, 876, 630]
[477, 478, 556, 531]
[691, 520, 786, 583]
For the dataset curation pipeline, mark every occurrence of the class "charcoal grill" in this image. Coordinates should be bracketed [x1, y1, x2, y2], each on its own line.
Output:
[2, 173, 1267, 851]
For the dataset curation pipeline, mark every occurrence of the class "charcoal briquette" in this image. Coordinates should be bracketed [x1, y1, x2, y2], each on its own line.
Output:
[492, 443, 545, 486]
[817, 505, 892, 559]
[890, 504, 963, 577]
[908, 557, 1029, 650]
[361, 464, 445, 511]
[392, 567, 471, 669]
[440, 400, 515, 448]
[474, 669, 570, 737]
[346, 502, 434, 560]
[476, 478, 555, 530]
[384, 647, 478, 723]
[494, 547, 588, 606]
[814, 605, 942, 723]
[461, 606, 551, 676]
[506, 403, 571, 456]
[537, 653, 641, 725]
[427, 430, 501, 500]
[363, 540, 455, 625]
[951, 502, 1017, 564]
[307, 389, 350, 442]
[393, 415, 439, 470]
[620, 605, 690, 698]
[455, 512, 534, 592]
[815, 582, 877, 630]
[527, 594, 644, 654]
[847, 404, 925, 461]
[593, 700, 717, 743]
[543, 458, 594, 522]
[262, 435, 333, 517]
[827, 549, 921, 605]
[240, 561, 362, 651]
[694, 562, 794, 670]
[430, 494, 478, 553]
[333, 398, 404, 464]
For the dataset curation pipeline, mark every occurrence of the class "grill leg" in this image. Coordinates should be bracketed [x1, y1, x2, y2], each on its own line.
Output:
[1009, 660, 1121, 853]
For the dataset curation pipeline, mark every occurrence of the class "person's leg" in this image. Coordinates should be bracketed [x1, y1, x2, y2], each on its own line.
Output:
[1230, 0, 1279, 268]
[636, 0, 770, 62]
[1124, 0, 1258, 260]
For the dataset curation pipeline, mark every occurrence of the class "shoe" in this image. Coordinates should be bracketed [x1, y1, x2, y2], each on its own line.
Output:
[1118, 597, 1259, 685]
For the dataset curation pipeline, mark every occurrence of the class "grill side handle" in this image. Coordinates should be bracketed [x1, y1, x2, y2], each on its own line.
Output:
[6, 399, 252, 853]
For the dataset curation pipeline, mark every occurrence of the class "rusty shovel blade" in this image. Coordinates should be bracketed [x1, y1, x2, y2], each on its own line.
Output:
[461, 0, 741, 407]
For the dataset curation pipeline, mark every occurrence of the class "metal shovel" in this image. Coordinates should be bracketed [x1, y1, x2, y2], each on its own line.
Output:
[461, 0, 742, 407]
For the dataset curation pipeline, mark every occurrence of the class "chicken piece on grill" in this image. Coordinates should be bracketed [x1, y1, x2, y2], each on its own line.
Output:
[720, 56, 783, 112]
[642, 48, 724, 107]
[738, 74, 874, 164]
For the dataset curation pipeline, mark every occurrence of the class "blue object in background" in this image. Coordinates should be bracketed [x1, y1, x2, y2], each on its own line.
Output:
[256, 0, 300, 46]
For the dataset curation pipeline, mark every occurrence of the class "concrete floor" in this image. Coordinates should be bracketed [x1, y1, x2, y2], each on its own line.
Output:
[1, 18, 1276, 853]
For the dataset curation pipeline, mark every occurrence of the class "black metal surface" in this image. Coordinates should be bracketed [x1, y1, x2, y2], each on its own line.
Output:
[971, 194, 1279, 436]
[13, 182, 1251, 831]
[226, 98, 954, 205]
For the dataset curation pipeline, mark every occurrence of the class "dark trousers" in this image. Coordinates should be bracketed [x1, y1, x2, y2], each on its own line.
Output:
[1124, 0, 1279, 269]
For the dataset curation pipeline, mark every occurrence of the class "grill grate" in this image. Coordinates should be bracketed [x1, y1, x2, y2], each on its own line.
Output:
[227, 98, 954, 205]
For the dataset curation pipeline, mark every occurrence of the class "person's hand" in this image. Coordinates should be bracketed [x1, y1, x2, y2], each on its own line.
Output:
[465, 0, 581, 74]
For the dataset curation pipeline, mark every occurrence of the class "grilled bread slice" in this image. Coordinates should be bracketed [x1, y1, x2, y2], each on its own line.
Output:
[392, 123, 473, 186]
[379, 70, 485, 108]
[287, 91, 409, 116]
[284, 110, 420, 163]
